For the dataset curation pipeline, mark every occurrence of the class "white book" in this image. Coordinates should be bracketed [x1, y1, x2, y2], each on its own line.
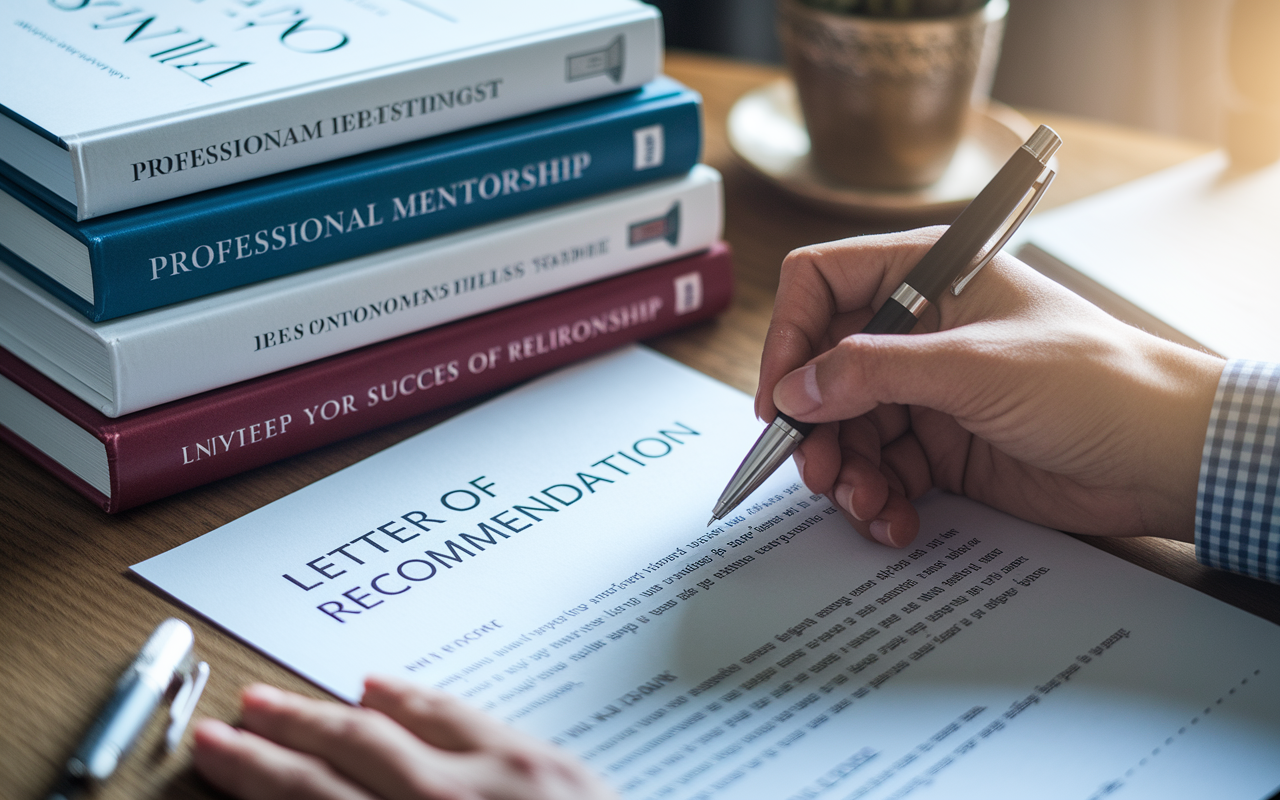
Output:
[0, 165, 722, 417]
[0, 0, 661, 220]
[1014, 151, 1280, 362]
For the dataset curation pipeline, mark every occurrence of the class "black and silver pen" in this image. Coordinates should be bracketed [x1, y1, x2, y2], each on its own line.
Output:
[709, 125, 1062, 526]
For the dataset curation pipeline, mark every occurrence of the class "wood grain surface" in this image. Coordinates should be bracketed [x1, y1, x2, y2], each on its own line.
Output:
[1, 51, 1275, 800]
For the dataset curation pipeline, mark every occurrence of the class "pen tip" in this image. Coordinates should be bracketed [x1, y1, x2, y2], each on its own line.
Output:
[706, 516, 717, 527]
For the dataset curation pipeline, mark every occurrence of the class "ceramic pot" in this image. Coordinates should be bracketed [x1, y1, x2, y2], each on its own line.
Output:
[778, 0, 1007, 189]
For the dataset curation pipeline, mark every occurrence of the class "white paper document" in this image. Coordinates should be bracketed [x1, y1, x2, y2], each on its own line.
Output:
[1016, 151, 1280, 361]
[134, 347, 1280, 800]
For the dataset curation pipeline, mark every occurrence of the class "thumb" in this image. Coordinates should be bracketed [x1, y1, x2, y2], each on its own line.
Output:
[773, 329, 991, 423]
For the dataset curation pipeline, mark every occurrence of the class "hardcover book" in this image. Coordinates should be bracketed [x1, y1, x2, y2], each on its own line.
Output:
[0, 245, 733, 513]
[0, 165, 724, 417]
[0, 78, 701, 321]
[0, 0, 661, 220]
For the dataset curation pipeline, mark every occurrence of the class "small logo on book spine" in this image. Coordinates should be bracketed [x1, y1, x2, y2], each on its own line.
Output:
[628, 203, 680, 247]
[566, 35, 624, 83]
[633, 124, 665, 170]
[673, 272, 704, 315]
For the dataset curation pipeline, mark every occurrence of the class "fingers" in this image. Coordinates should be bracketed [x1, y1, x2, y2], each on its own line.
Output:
[833, 456, 923, 549]
[881, 428, 935, 501]
[363, 677, 617, 800]
[793, 422, 837, 493]
[863, 491, 921, 549]
[830, 453, 890, 527]
[794, 418, 926, 548]
[196, 681, 621, 800]
[756, 229, 945, 420]
[758, 236, 1061, 424]
[361, 675, 524, 753]
[774, 326, 991, 425]
[237, 683, 460, 800]
[194, 718, 377, 800]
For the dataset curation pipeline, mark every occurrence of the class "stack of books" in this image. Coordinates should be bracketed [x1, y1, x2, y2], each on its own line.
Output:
[0, 1, 732, 512]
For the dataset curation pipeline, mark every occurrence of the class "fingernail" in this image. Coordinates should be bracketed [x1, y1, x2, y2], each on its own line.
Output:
[243, 684, 285, 708]
[195, 718, 239, 745]
[870, 519, 893, 547]
[834, 484, 856, 518]
[775, 364, 821, 416]
[364, 674, 407, 696]
[792, 450, 806, 480]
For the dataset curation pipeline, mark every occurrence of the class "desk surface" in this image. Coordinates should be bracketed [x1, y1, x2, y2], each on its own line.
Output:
[2, 52, 1276, 800]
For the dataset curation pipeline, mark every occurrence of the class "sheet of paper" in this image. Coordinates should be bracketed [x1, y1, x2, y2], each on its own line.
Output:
[1015, 150, 1280, 361]
[133, 346, 1280, 800]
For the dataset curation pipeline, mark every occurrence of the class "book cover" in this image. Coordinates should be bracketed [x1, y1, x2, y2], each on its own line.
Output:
[0, 0, 661, 219]
[0, 165, 724, 417]
[0, 78, 701, 321]
[0, 245, 733, 513]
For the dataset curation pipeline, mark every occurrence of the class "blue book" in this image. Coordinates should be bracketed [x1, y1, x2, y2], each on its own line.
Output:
[0, 78, 700, 321]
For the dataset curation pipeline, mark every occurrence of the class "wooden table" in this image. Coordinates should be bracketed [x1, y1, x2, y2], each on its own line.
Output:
[2, 51, 1276, 800]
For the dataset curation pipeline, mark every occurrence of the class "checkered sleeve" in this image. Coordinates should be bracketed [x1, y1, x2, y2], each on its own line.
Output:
[1196, 359, 1280, 583]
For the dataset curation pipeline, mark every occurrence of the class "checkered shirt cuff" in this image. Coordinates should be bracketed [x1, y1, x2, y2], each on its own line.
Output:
[1196, 359, 1280, 583]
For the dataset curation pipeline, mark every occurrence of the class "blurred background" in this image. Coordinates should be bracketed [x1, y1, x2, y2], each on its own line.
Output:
[651, 0, 1275, 147]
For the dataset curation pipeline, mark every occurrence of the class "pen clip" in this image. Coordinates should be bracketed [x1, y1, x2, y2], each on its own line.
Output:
[165, 660, 210, 753]
[950, 166, 1056, 296]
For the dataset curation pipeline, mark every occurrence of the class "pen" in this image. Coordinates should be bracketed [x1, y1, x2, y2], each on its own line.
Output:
[47, 618, 210, 800]
[709, 125, 1062, 526]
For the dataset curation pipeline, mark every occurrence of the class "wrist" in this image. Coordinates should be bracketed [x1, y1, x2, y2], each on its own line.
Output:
[1131, 334, 1225, 541]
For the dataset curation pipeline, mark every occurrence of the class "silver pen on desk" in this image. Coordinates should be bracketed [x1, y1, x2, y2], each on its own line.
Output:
[710, 126, 1062, 526]
[47, 618, 210, 800]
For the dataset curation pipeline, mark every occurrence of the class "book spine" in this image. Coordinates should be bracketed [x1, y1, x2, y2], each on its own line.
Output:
[0, 246, 733, 513]
[72, 16, 662, 219]
[0, 167, 722, 417]
[95, 166, 722, 416]
[77, 89, 697, 320]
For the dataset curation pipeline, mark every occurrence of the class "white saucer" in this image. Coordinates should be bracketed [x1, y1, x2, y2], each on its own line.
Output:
[727, 79, 1043, 219]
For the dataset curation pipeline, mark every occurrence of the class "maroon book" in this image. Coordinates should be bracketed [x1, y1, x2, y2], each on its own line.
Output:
[0, 245, 733, 513]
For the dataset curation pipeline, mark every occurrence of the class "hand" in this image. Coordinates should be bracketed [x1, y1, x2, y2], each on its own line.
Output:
[193, 677, 618, 800]
[756, 228, 1225, 548]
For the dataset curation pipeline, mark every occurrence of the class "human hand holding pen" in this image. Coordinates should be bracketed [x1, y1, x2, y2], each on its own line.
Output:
[756, 228, 1226, 548]
[711, 126, 1060, 524]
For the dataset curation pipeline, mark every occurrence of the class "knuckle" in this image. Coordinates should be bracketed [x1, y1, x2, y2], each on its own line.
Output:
[269, 758, 336, 800]
[400, 686, 449, 718]
[498, 746, 581, 786]
[834, 334, 880, 386]
[781, 244, 820, 269]
[429, 689, 471, 716]
[428, 692, 491, 735]
[322, 706, 391, 749]
[779, 246, 821, 283]
[502, 749, 545, 779]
